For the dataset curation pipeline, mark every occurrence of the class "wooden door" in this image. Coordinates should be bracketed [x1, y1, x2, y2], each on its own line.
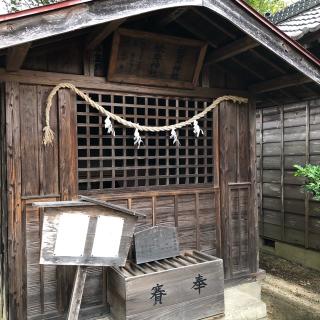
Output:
[218, 100, 257, 279]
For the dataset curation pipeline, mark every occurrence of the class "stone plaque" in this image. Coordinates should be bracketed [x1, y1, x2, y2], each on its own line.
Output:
[134, 226, 180, 264]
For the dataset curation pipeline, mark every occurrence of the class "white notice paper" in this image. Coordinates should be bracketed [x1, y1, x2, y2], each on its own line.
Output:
[54, 213, 90, 257]
[91, 215, 124, 258]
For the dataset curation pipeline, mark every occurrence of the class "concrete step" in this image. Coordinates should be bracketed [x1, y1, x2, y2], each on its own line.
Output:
[223, 281, 267, 320]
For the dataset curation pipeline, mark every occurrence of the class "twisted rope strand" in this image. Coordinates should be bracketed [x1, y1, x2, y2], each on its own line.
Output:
[43, 82, 248, 145]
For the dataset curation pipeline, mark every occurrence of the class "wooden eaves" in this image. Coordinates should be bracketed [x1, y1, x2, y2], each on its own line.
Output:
[0, 0, 319, 89]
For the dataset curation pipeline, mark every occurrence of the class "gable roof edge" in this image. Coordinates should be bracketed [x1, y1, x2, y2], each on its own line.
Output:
[0, 0, 319, 86]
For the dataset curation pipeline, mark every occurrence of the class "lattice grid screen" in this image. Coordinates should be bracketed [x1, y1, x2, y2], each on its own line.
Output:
[77, 92, 214, 191]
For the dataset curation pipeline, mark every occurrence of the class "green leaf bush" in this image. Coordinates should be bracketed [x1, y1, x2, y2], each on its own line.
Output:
[294, 164, 320, 200]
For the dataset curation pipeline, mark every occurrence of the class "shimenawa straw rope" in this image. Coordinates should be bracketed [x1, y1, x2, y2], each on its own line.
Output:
[43, 82, 248, 146]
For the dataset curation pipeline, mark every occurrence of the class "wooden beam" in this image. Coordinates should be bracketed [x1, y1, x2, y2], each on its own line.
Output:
[302, 84, 320, 96]
[250, 73, 311, 94]
[249, 49, 286, 75]
[191, 8, 237, 40]
[175, 17, 218, 48]
[206, 36, 258, 64]
[85, 19, 125, 51]
[0, 68, 249, 98]
[155, 8, 187, 28]
[6, 43, 31, 72]
[231, 57, 264, 80]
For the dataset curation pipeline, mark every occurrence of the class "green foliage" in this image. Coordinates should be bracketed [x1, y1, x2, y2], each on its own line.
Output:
[294, 164, 320, 201]
[245, 0, 286, 14]
[3, 0, 57, 13]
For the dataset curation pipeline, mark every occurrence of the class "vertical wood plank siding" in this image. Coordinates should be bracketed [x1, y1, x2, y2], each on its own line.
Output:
[0, 82, 8, 320]
[258, 99, 320, 250]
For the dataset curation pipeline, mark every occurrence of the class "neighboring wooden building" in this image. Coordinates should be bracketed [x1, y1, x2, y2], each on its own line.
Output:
[258, 0, 320, 261]
[0, 0, 319, 319]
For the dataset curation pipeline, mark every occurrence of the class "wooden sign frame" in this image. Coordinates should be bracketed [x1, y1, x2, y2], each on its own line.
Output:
[108, 28, 208, 89]
[33, 197, 144, 320]
[34, 199, 140, 267]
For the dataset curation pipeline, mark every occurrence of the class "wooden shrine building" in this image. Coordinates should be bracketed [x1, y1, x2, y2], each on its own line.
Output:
[0, 0, 319, 319]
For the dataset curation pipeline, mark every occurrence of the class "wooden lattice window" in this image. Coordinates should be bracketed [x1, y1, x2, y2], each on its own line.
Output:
[77, 92, 214, 191]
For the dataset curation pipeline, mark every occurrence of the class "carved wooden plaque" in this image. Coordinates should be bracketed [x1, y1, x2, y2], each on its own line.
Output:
[35, 201, 138, 266]
[134, 226, 180, 264]
[108, 28, 208, 89]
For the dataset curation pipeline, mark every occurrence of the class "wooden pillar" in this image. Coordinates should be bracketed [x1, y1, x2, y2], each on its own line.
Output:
[6, 81, 26, 320]
[58, 89, 78, 201]
[280, 106, 285, 241]
[259, 109, 264, 239]
[248, 97, 258, 274]
[213, 107, 221, 258]
[0, 82, 8, 320]
[304, 102, 310, 249]
[56, 88, 79, 313]
[218, 101, 232, 279]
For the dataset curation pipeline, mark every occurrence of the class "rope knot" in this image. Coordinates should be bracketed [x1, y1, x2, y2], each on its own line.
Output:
[43, 126, 55, 146]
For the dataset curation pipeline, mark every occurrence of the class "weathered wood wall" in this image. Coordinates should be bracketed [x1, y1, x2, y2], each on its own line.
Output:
[3, 79, 257, 319]
[0, 24, 258, 318]
[257, 99, 320, 251]
[4, 83, 108, 320]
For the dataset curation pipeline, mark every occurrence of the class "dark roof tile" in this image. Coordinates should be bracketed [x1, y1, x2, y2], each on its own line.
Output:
[268, 0, 320, 39]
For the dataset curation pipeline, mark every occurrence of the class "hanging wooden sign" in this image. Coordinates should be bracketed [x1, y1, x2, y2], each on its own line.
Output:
[34, 196, 144, 320]
[34, 197, 142, 267]
[108, 28, 208, 89]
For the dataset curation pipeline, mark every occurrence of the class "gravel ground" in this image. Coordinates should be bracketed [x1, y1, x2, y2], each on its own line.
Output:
[260, 251, 320, 320]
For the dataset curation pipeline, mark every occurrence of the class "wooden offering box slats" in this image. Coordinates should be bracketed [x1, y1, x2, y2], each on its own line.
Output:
[108, 250, 224, 320]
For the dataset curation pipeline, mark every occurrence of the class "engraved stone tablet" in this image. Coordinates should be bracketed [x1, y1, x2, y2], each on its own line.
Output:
[134, 226, 180, 264]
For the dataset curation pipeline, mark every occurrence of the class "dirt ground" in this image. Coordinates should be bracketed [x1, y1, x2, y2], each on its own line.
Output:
[260, 252, 320, 320]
